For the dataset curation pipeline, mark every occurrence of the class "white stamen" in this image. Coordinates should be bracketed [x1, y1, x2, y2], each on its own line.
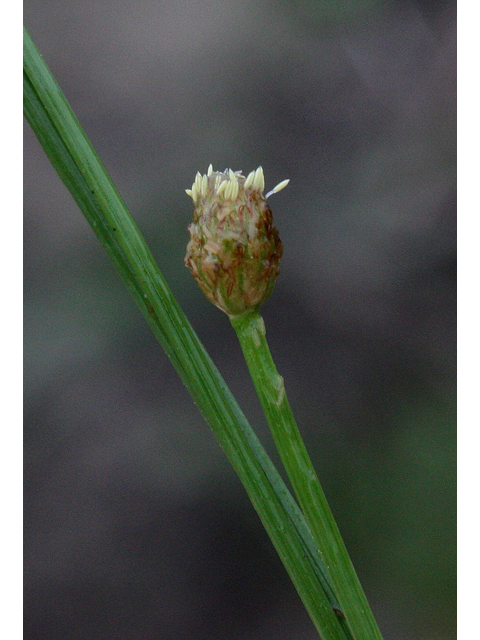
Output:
[244, 170, 255, 189]
[201, 174, 208, 196]
[265, 178, 290, 198]
[253, 166, 265, 192]
[217, 180, 228, 196]
[186, 166, 284, 203]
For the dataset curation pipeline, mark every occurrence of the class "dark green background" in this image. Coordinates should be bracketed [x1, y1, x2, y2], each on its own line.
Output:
[24, 1, 456, 638]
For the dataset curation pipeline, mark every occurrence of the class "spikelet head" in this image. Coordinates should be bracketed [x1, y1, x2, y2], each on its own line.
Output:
[185, 166, 288, 317]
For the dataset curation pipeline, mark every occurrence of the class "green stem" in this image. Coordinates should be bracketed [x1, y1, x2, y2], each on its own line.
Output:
[231, 310, 384, 640]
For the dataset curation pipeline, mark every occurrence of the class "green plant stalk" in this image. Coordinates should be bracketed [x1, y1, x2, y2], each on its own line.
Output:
[231, 310, 384, 640]
[24, 25, 351, 640]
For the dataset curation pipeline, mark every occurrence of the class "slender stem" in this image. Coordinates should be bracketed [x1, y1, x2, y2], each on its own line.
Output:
[24, 26, 352, 640]
[231, 310, 384, 640]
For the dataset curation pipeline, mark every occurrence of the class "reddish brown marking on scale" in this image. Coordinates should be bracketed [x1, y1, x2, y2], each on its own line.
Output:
[223, 267, 235, 297]
[264, 206, 273, 225]
[238, 204, 246, 225]
[235, 243, 245, 258]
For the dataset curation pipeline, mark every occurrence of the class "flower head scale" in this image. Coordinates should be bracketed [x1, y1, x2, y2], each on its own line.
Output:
[185, 166, 289, 317]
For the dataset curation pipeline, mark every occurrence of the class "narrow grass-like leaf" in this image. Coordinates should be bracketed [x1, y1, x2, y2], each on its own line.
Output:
[24, 25, 350, 640]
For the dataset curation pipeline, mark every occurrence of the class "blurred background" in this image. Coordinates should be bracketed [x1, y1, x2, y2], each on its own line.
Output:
[24, 1, 456, 638]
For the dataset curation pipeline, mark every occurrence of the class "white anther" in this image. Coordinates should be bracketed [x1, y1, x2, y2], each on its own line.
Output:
[216, 180, 228, 196]
[207, 164, 213, 176]
[244, 170, 255, 189]
[265, 178, 290, 198]
[253, 166, 265, 192]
